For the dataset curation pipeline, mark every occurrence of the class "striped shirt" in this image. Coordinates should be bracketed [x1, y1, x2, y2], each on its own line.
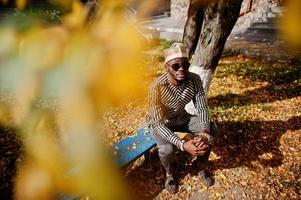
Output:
[149, 72, 210, 148]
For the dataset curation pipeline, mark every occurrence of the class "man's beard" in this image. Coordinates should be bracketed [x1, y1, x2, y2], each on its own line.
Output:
[167, 68, 187, 84]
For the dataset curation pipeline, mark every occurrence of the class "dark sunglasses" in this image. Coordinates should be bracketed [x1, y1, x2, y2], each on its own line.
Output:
[168, 61, 190, 71]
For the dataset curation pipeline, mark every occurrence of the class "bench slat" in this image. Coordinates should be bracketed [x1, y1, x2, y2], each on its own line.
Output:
[113, 128, 156, 167]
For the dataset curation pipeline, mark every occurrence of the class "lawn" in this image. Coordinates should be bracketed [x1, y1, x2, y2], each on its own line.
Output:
[103, 53, 301, 199]
[0, 47, 300, 199]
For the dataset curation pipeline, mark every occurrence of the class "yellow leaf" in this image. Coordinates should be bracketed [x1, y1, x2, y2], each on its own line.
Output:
[16, 0, 27, 9]
[63, 0, 88, 28]
[280, 0, 301, 49]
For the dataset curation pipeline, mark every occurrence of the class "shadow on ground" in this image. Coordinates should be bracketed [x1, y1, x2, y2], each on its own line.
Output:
[212, 116, 301, 170]
[125, 116, 301, 199]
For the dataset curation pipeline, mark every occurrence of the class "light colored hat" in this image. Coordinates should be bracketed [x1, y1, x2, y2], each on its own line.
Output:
[164, 42, 189, 64]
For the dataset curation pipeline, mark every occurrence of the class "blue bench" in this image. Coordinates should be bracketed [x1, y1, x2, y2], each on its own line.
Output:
[113, 127, 157, 167]
[112, 122, 220, 167]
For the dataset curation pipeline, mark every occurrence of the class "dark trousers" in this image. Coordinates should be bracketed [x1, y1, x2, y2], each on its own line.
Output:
[151, 116, 218, 174]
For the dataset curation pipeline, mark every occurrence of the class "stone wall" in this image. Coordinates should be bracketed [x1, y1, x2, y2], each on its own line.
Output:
[170, 0, 282, 19]
[232, 0, 283, 34]
[170, 0, 189, 19]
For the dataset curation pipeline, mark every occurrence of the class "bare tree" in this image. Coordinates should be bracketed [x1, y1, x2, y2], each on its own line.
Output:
[182, 0, 243, 113]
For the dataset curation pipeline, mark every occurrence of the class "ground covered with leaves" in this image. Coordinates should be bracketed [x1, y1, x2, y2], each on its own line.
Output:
[0, 52, 300, 199]
[104, 54, 301, 199]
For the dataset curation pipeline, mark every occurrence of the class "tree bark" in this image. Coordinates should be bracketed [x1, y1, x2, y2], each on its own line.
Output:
[183, 0, 243, 114]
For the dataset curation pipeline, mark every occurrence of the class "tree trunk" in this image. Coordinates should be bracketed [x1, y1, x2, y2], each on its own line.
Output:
[183, 0, 243, 114]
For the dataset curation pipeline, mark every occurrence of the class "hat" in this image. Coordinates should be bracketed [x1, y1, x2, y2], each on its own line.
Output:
[164, 42, 189, 64]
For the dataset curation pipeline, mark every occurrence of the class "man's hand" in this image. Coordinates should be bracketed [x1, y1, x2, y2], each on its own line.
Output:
[194, 134, 209, 148]
[183, 139, 209, 156]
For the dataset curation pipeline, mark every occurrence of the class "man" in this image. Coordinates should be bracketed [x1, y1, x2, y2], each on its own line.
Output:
[148, 42, 216, 193]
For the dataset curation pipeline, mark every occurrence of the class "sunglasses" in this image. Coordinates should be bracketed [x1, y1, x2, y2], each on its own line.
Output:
[168, 61, 190, 71]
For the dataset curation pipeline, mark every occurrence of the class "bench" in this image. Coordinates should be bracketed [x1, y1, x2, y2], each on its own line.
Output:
[112, 127, 156, 167]
[60, 125, 216, 199]
[112, 122, 220, 167]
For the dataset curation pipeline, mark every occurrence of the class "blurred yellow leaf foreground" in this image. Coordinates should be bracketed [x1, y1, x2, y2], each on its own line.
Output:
[0, 0, 150, 199]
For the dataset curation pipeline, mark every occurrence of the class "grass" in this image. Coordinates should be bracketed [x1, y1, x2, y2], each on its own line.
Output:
[158, 39, 177, 49]
[108, 54, 301, 199]
[0, 43, 300, 199]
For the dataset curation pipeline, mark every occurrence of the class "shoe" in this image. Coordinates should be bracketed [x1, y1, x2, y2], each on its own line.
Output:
[165, 175, 177, 194]
[198, 170, 213, 187]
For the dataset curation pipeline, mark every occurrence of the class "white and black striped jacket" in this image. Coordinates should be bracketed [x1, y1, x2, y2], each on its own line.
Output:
[149, 72, 210, 148]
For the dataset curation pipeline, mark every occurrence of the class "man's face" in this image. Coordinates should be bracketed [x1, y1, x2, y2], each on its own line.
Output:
[166, 57, 190, 82]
